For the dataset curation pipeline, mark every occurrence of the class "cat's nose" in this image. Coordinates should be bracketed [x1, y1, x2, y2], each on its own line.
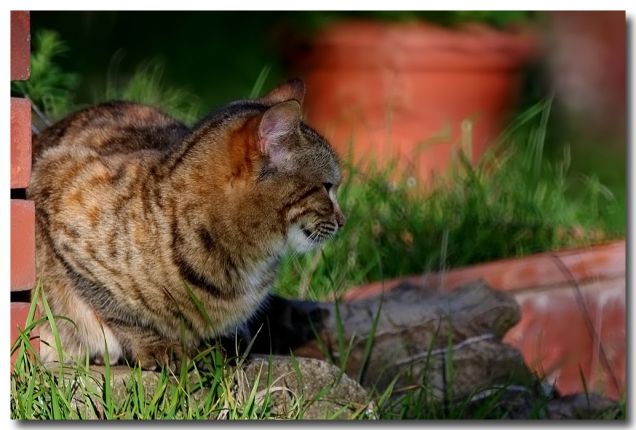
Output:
[334, 206, 346, 228]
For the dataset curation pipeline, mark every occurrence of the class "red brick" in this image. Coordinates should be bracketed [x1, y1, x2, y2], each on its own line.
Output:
[11, 200, 36, 291]
[11, 11, 30, 80]
[11, 302, 39, 368]
[11, 98, 32, 189]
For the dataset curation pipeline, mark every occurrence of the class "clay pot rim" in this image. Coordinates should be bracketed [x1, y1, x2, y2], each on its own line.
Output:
[311, 19, 537, 49]
[299, 19, 538, 71]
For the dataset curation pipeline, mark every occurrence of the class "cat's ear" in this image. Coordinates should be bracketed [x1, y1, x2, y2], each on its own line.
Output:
[260, 78, 305, 106]
[257, 100, 302, 164]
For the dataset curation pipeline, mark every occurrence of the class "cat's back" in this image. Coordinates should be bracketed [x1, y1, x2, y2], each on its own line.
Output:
[33, 101, 189, 160]
[29, 101, 189, 257]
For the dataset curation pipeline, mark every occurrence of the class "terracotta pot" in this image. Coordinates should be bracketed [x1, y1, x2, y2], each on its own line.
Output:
[295, 20, 537, 184]
[344, 240, 626, 400]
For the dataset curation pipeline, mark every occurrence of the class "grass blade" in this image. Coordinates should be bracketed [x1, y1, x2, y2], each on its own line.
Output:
[249, 65, 271, 99]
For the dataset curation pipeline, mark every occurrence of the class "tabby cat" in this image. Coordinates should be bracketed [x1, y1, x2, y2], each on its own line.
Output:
[28, 79, 345, 369]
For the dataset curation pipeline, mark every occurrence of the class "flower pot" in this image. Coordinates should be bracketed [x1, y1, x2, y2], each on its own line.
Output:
[344, 240, 626, 400]
[295, 20, 537, 184]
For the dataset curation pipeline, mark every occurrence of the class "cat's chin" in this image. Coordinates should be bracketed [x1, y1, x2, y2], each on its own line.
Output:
[286, 225, 322, 254]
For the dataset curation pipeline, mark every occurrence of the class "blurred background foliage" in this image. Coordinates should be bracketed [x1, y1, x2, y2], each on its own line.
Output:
[24, 12, 543, 114]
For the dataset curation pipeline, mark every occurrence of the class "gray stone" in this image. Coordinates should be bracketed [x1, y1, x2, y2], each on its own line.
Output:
[242, 355, 374, 419]
[64, 356, 373, 420]
[547, 393, 622, 419]
[279, 281, 532, 401]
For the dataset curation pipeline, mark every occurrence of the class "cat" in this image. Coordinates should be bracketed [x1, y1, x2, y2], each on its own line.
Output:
[28, 79, 345, 369]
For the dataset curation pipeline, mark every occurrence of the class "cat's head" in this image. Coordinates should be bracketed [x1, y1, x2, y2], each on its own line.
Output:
[253, 79, 345, 253]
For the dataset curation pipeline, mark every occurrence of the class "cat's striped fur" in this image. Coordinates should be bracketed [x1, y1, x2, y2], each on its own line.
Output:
[28, 79, 345, 369]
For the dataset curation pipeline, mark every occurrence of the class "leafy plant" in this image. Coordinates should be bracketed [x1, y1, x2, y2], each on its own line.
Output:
[12, 30, 204, 126]
[11, 30, 79, 120]
[103, 57, 203, 125]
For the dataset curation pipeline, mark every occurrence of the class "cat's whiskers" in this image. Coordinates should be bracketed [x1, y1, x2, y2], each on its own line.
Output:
[307, 229, 321, 243]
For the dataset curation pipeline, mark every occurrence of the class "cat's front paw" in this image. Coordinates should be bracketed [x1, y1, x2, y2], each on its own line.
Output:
[134, 342, 185, 372]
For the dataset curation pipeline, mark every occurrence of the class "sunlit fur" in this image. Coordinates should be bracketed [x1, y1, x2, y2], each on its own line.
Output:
[28, 79, 344, 369]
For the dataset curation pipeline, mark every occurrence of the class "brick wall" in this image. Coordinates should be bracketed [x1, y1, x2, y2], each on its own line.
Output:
[10, 11, 38, 364]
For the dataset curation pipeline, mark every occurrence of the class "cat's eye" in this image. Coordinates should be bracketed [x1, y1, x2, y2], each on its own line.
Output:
[322, 183, 333, 193]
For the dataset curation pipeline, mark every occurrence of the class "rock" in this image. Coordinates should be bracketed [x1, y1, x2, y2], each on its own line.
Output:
[457, 384, 622, 419]
[64, 356, 372, 420]
[242, 356, 374, 419]
[547, 393, 622, 419]
[63, 366, 163, 419]
[250, 281, 533, 402]
[461, 384, 551, 419]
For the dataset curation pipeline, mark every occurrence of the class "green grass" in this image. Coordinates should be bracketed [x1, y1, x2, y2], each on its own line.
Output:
[11, 286, 338, 420]
[102, 58, 204, 125]
[12, 288, 624, 420]
[10, 31, 626, 419]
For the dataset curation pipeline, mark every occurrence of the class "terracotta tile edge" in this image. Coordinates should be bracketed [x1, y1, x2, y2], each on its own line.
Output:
[344, 240, 625, 301]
